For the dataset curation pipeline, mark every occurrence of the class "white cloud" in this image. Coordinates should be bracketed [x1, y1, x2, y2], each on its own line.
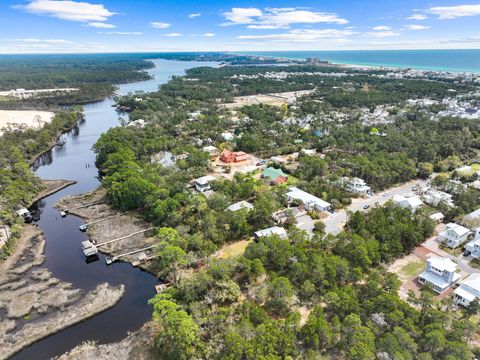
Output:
[223, 7, 348, 28]
[429, 4, 480, 19]
[406, 14, 427, 20]
[88, 22, 115, 28]
[202, 32, 215, 37]
[150, 21, 171, 29]
[372, 25, 391, 31]
[188, 12, 201, 19]
[9, 38, 72, 44]
[100, 31, 142, 35]
[237, 29, 357, 42]
[15, 0, 115, 22]
[366, 30, 400, 37]
[222, 7, 263, 25]
[164, 32, 183, 37]
[403, 24, 430, 30]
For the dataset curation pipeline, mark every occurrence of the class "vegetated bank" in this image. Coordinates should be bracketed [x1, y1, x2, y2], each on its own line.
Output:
[0, 110, 83, 261]
[0, 53, 158, 261]
[0, 54, 154, 109]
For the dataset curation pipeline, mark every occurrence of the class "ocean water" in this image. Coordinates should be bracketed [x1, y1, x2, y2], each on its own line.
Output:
[233, 50, 480, 73]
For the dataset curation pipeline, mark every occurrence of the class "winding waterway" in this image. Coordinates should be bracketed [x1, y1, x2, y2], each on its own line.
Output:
[12, 59, 218, 360]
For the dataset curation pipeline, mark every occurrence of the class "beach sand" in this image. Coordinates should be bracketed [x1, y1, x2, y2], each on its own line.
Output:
[0, 110, 54, 135]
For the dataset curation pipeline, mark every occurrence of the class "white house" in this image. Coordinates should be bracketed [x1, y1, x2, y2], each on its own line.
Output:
[422, 189, 454, 207]
[194, 175, 216, 193]
[285, 187, 331, 212]
[438, 223, 470, 249]
[202, 145, 219, 157]
[392, 194, 424, 212]
[127, 119, 147, 128]
[253, 226, 287, 240]
[465, 229, 480, 258]
[341, 177, 371, 196]
[418, 256, 461, 293]
[454, 273, 480, 307]
[429, 212, 445, 223]
[227, 200, 254, 212]
[300, 148, 317, 156]
[221, 132, 235, 141]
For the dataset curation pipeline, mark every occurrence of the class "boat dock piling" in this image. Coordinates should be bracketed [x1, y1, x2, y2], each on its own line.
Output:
[106, 244, 157, 265]
[132, 253, 160, 267]
[94, 227, 155, 247]
[155, 283, 171, 293]
[67, 200, 106, 212]
[78, 212, 133, 232]
[82, 227, 156, 258]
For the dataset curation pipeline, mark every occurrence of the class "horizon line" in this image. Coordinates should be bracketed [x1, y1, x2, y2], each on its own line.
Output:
[0, 48, 480, 56]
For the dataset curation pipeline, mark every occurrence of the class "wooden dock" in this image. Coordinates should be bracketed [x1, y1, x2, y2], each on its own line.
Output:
[95, 227, 155, 247]
[106, 244, 157, 265]
[132, 253, 159, 267]
[155, 283, 171, 293]
[67, 200, 106, 211]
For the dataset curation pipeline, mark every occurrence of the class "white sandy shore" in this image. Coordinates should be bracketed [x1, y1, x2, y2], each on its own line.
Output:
[0, 110, 54, 135]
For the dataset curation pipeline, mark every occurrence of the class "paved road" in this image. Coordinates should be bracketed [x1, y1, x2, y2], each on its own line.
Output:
[324, 179, 429, 235]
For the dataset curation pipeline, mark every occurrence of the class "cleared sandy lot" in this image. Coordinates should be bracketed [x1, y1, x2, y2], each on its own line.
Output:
[0, 110, 54, 135]
[221, 90, 314, 109]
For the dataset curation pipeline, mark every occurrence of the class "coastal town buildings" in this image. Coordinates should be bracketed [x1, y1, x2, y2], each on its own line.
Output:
[392, 194, 423, 212]
[253, 226, 287, 240]
[285, 187, 331, 212]
[422, 188, 454, 207]
[220, 149, 248, 164]
[338, 177, 371, 196]
[226, 200, 254, 212]
[418, 256, 461, 294]
[262, 167, 288, 185]
[454, 273, 480, 307]
[438, 222, 470, 249]
[203, 145, 220, 158]
[194, 175, 216, 193]
[465, 229, 480, 258]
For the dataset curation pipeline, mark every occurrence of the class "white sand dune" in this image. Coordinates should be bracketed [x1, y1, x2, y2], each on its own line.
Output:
[0, 110, 54, 135]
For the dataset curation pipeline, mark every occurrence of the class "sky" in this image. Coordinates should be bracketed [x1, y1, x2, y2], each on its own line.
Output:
[1, 0, 480, 53]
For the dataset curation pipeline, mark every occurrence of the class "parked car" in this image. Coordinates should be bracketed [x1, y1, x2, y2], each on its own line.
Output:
[463, 250, 471, 257]
[363, 204, 370, 210]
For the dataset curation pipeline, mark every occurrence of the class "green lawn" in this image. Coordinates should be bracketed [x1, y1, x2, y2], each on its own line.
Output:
[400, 260, 425, 278]
[219, 240, 251, 259]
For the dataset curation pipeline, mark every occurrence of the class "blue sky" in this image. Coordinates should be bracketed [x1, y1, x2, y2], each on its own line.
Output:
[1, 0, 480, 53]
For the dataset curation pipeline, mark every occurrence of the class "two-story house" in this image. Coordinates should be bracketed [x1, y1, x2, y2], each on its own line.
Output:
[392, 194, 424, 212]
[464, 228, 480, 258]
[418, 256, 461, 293]
[194, 175, 216, 193]
[347, 177, 371, 196]
[438, 223, 470, 249]
[454, 273, 480, 307]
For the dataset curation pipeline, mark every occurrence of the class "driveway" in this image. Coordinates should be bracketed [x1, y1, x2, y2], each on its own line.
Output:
[323, 179, 429, 235]
[296, 214, 315, 237]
